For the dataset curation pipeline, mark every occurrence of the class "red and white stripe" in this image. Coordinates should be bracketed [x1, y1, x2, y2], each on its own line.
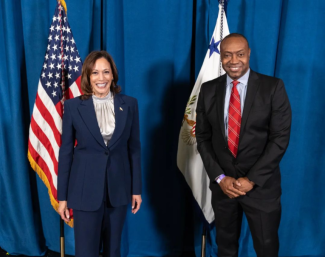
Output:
[29, 77, 81, 195]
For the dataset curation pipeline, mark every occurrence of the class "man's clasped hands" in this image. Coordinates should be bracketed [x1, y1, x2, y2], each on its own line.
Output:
[219, 176, 255, 198]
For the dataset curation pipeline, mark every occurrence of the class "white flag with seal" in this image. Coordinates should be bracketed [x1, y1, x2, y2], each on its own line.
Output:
[177, 4, 230, 223]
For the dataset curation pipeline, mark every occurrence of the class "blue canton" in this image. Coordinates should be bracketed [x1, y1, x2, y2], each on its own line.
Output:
[40, 5, 82, 105]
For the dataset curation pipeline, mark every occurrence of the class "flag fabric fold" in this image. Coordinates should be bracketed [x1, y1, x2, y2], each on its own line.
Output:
[28, 3, 83, 227]
[177, 4, 230, 223]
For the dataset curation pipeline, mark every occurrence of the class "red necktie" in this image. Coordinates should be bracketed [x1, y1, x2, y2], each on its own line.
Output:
[228, 80, 241, 158]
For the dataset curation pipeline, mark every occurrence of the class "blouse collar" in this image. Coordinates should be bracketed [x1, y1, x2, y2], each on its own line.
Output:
[92, 91, 113, 103]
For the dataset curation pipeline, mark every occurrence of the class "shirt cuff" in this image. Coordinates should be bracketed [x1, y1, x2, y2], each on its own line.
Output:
[215, 174, 226, 184]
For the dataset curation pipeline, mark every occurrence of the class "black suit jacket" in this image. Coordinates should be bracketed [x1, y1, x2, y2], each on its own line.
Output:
[196, 70, 291, 199]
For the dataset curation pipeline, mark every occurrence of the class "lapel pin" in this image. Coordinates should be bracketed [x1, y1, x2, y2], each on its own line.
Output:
[119, 107, 123, 111]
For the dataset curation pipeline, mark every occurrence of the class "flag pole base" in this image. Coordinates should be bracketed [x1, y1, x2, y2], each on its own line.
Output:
[60, 219, 65, 257]
[201, 225, 206, 257]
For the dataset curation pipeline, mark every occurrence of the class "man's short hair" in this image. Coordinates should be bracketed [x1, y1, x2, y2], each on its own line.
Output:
[220, 33, 250, 50]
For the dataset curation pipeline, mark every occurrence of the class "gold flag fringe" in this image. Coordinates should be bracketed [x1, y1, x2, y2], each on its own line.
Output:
[28, 150, 74, 227]
[58, 0, 67, 14]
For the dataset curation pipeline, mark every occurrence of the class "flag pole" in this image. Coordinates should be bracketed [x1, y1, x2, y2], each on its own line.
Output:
[219, 0, 225, 76]
[60, 219, 65, 257]
[201, 225, 206, 257]
[58, 1, 67, 256]
[200, 1, 226, 256]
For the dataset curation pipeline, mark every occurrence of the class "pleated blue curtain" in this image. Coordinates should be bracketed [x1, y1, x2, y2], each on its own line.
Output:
[104, 2, 198, 256]
[0, 0, 324, 256]
[0, 0, 45, 255]
[274, 1, 325, 255]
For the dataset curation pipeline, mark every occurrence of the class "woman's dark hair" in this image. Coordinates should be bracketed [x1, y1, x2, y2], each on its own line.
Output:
[80, 51, 121, 100]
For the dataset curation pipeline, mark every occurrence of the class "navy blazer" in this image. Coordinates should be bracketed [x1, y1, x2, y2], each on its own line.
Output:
[57, 93, 141, 211]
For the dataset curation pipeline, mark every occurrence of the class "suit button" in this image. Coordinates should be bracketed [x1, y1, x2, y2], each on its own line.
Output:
[105, 151, 109, 155]
[224, 146, 227, 149]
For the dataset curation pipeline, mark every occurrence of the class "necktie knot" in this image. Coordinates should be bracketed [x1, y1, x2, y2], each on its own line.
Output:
[232, 80, 239, 87]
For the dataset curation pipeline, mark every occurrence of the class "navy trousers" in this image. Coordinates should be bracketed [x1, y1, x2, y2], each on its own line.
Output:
[74, 201, 127, 257]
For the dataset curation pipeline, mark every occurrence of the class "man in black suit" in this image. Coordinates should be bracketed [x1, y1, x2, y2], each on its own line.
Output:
[196, 33, 291, 257]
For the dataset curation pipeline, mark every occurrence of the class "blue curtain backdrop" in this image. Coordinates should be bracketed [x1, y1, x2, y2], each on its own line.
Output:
[0, 0, 324, 256]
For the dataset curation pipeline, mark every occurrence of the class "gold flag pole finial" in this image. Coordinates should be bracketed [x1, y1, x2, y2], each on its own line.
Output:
[58, 0, 67, 14]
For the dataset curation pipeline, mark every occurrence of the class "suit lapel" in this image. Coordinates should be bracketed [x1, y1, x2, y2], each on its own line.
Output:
[78, 97, 107, 149]
[239, 70, 260, 141]
[216, 75, 227, 144]
[107, 94, 128, 148]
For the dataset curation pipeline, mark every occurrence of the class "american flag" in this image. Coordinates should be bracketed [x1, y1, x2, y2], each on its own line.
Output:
[28, 3, 82, 225]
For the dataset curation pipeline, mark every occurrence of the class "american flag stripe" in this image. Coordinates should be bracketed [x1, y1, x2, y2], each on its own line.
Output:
[31, 112, 59, 163]
[28, 3, 82, 225]
[75, 76, 82, 93]
[55, 102, 64, 123]
[69, 81, 82, 98]
[35, 94, 62, 147]
[28, 140, 57, 198]
[37, 82, 63, 130]
[32, 101, 61, 149]
[29, 128, 58, 186]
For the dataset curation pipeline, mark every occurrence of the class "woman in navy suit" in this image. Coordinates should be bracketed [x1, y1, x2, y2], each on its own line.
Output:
[57, 51, 142, 257]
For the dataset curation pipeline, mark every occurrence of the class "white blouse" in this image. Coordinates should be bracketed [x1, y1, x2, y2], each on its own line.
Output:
[92, 92, 115, 146]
